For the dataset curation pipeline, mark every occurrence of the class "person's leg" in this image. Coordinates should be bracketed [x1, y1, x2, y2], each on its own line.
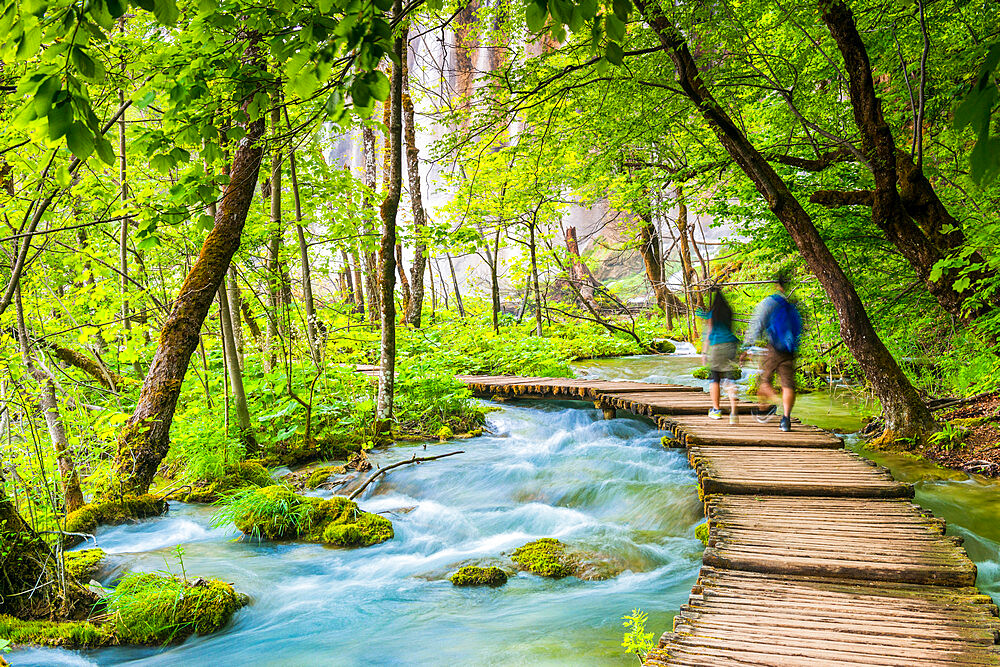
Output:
[757, 347, 779, 408]
[724, 378, 738, 423]
[709, 379, 721, 410]
[782, 386, 795, 417]
[776, 353, 796, 431]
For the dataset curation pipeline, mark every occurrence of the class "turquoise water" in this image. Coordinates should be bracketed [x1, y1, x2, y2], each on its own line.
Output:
[13, 352, 999, 665]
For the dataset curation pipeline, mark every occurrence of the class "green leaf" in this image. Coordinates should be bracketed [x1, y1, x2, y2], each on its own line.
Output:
[549, 0, 569, 24]
[373, 0, 393, 10]
[48, 97, 74, 140]
[578, 0, 597, 19]
[71, 47, 97, 79]
[351, 78, 371, 107]
[196, 213, 214, 230]
[95, 136, 115, 165]
[366, 70, 390, 101]
[605, 13, 625, 42]
[953, 84, 996, 131]
[66, 122, 95, 160]
[152, 0, 178, 24]
[605, 40, 624, 65]
[612, 0, 630, 21]
[16, 24, 42, 60]
[107, 0, 127, 17]
[32, 76, 61, 115]
[526, 2, 547, 33]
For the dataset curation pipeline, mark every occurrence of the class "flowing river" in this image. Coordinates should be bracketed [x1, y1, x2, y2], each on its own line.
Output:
[14, 352, 1000, 666]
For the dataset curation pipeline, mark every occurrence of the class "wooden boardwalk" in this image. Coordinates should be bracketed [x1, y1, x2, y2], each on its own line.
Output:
[454, 374, 1000, 666]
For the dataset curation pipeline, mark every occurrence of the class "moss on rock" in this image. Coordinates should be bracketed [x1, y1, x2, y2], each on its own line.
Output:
[64, 495, 167, 545]
[183, 462, 273, 503]
[511, 538, 573, 578]
[64, 548, 106, 581]
[221, 485, 393, 548]
[450, 566, 508, 587]
[695, 522, 710, 546]
[107, 573, 248, 644]
[0, 615, 113, 648]
[304, 464, 347, 490]
[692, 366, 710, 380]
[510, 538, 624, 580]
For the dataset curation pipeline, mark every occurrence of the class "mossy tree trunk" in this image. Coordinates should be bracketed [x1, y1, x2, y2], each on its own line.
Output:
[362, 125, 381, 326]
[375, 13, 404, 435]
[112, 47, 266, 496]
[288, 144, 321, 367]
[401, 75, 427, 327]
[634, 0, 934, 439]
[264, 99, 284, 372]
[218, 276, 256, 451]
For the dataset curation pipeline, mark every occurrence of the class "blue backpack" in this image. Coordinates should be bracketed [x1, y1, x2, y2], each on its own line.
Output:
[766, 294, 802, 353]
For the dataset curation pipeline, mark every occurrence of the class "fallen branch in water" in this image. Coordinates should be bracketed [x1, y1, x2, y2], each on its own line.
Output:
[348, 450, 464, 500]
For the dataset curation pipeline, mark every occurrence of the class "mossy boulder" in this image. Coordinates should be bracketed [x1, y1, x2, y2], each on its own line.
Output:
[511, 538, 624, 580]
[305, 464, 347, 490]
[183, 462, 273, 503]
[64, 495, 167, 545]
[650, 339, 677, 354]
[0, 615, 113, 648]
[107, 573, 248, 644]
[692, 366, 710, 380]
[221, 485, 393, 548]
[64, 548, 106, 582]
[450, 566, 508, 587]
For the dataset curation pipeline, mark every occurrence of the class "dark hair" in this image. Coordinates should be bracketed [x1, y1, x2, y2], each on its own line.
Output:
[774, 271, 791, 289]
[708, 288, 733, 331]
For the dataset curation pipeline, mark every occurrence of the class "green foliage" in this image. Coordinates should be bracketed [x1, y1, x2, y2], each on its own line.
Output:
[450, 566, 508, 587]
[212, 485, 393, 548]
[929, 423, 968, 452]
[182, 462, 273, 503]
[0, 615, 112, 648]
[106, 573, 247, 644]
[694, 522, 709, 547]
[64, 495, 167, 540]
[620, 608, 655, 663]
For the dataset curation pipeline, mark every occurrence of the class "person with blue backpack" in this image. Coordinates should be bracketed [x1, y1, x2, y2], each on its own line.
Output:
[740, 273, 802, 432]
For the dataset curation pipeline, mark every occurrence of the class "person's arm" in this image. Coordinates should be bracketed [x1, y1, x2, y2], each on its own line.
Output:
[742, 297, 776, 348]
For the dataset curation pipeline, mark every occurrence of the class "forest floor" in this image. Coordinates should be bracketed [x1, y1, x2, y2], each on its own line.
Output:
[920, 392, 1000, 477]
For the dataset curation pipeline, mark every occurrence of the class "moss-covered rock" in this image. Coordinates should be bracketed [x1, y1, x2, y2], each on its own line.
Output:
[221, 485, 393, 548]
[64, 495, 167, 546]
[510, 538, 624, 580]
[692, 366, 710, 380]
[511, 538, 573, 578]
[183, 462, 273, 503]
[107, 573, 248, 644]
[450, 566, 508, 587]
[64, 548, 106, 581]
[305, 464, 347, 490]
[0, 615, 113, 648]
[650, 339, 677, 354]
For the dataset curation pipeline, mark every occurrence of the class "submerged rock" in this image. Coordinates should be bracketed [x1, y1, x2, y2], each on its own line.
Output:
[223, 485, 393, 547]
[511, 538, 624, 580]
[450, 566, 508, 587]
[107, 573, 248, 644]
[0, 615, 112, 649]
[183, 461, 273, 503]
[304, 464, 348, 489]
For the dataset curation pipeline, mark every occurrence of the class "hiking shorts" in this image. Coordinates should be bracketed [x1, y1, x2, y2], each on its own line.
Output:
[707, 341, 740, 382]
[761, 345, 796, 389]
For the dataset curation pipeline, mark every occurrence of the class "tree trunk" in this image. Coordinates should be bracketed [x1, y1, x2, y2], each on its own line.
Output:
[218, 276, 256, 451]
[395, 243, 412, 320]
[530, 222, 543, 336]
[288, 145, 321, 367]
[376, 14, 404, 435]
[351, 247, 365, 314]
[15, 288, 84, 514]
[265, 100, 283, 371]
[635, 0, 934, 439]
[565, 226, 601, 311]
[362, 126, 381, 325]
[112, 49, 266, 495]
[37, 340, 124, 391]
[447, 253, 466, 317]
[118, 89, 143, 379]
[402, 77, 427, 327]
[818, 0, 995, 318]
[227, 264, 245, 369]
[637, 210, 681, 317]
[341, 248, 357, 308]
[436, 257, 450, 309]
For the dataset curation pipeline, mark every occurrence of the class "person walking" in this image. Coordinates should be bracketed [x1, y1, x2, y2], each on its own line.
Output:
[740, 273, 802, 432]
[698, 288, 741, 425]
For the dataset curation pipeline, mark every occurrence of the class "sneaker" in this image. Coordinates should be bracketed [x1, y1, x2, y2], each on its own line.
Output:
[780, 415, 791, 432]
[730, 413, 739, 425]
[708, 408, 722, 420]
[752, 405, 776, 423]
